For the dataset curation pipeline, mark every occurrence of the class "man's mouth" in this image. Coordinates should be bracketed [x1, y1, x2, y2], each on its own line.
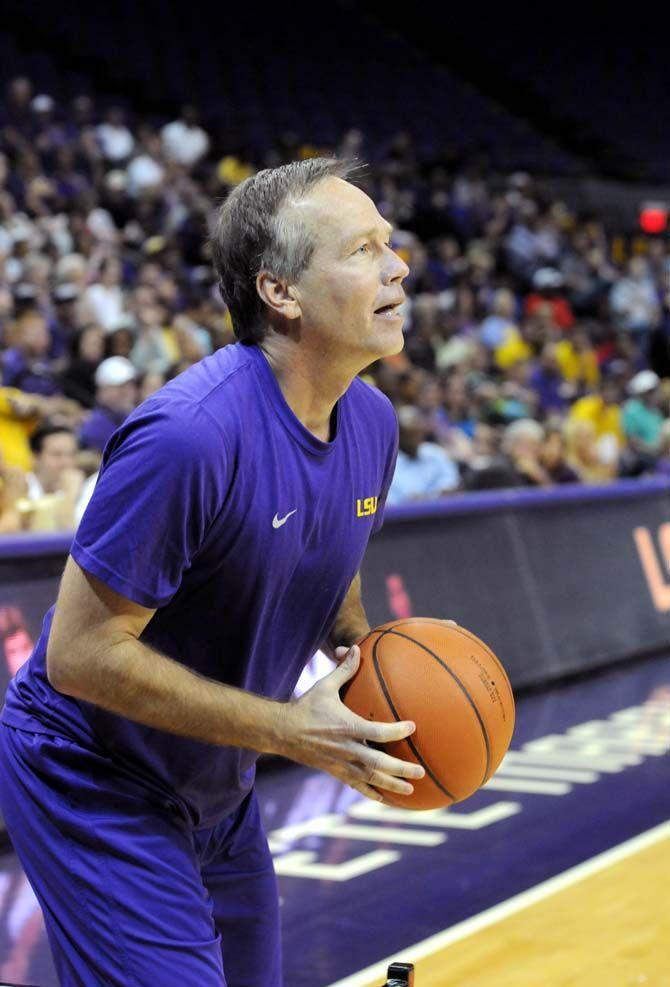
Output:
[374, 302, 403, 318]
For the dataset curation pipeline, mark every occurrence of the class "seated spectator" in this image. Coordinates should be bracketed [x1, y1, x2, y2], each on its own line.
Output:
[622, 370, 664, 459]
[502, 418, 551, 486]
[563, 418, 617, 484]
[81, 256, 126, 332]
[653, 422, 670, 479]
[541, 421, 579, 484]
[130, 302, 176, 374]
[569, 378, 625, 464]
[555, 328, 600, 391]
[479, 288, 519, 350]
[161, 105, 210, 168]
[387, 406, 460, 504]
[529, 343, 576, 416]
[0, 451, 28, 533]
[60, 325, 106, 408]
[96, 107, 135, 163]
[78, 356, 137, 452]
[525, 268, 575, 331]
[1, 308, 63, 396]
[49, 282, 83, 360]
[463, 419, 549, 489]
[609, 258, 660, 335]
[18, 423, 86, 531]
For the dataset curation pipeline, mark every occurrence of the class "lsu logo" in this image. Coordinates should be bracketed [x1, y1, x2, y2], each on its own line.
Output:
[356, 496, 378, 518]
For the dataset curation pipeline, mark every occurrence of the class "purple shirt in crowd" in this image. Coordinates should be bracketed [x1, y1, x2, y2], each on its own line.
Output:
[3, 343, 398, 826]
[78, 404, 129, 452]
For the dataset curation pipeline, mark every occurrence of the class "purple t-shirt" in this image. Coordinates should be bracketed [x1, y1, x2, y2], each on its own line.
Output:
[2, 343, 398, 827]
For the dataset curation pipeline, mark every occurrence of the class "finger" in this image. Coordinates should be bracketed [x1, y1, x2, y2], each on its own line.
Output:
[333, 646, 350, 663]
[328, 645, 360, 686]
[354, 765, 415, 797]
[353, 715, 416, 745]
[350, 780, 384, 803]
[359, 746, 425, 781]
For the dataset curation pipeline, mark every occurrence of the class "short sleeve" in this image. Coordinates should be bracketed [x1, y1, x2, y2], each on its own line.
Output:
[71, 402, 226, 609]
[371, 402, 399, 535]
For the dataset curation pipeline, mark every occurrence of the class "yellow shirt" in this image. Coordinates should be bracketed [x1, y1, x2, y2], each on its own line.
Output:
[494, 328, 533, 369]
[0, 388, 39, 471]
[555, 340, 600, 387]
[569, 395, 625, 448]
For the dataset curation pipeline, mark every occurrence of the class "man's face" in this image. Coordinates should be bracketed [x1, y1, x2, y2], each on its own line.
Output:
[291, 178, 409, 362]
[20, 313, 50, 356]
[36, 432, 77, 487]
[100, 381, 137, 414]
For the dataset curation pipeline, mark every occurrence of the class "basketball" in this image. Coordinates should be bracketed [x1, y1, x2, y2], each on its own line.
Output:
[341, 618, 515, 810]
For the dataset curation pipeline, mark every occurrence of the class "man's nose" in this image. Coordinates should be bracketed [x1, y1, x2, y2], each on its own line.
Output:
[383, 249, 410, 284]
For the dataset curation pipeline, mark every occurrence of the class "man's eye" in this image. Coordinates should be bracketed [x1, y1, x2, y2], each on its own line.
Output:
[356, 243, 370, 254]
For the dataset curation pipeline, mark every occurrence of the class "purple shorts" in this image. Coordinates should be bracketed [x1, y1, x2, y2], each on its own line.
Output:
[0, 723, 282, 987]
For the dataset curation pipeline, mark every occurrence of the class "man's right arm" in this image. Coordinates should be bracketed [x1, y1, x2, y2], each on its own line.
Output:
[47, 556, 290, 753]
[47, 557, 423, 802]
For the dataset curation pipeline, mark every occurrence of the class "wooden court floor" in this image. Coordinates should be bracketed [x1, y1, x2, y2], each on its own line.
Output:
[356, 825, 670, 987]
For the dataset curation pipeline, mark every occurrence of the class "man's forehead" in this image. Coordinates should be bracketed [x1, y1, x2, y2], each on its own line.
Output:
[294, 177, 388, 241]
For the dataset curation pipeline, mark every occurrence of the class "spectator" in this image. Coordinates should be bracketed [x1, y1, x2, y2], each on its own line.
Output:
[502, 418, 551, 486]
[161, 105, 210, 168]
[525, 267, 575, 331]
[96, 107, 135, 163]
[609, 258, 660, 335]
[20, 423, 86, 531]
[78, 356, 137, 452]
[463, 419, 548, 489]
[563, 418, 617, 484]
[555, 328, 600, 391]
[81, 256, 125, 331]
[529, 343, 575, 416]
[569, 378, 625, 464]
[1, 308, 63, 396]
[479, 288, 519, 350]
[540, 421, 579, 484]
[622, 370, 664, 459]
[653, 421, 670, 479]
[60, 325, 106, 408]
[49, 282, 83, 359]
[387, 406, 460, 504]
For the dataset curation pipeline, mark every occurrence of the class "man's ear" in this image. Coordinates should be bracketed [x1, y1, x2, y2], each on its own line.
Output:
[256, 272, 301, 321]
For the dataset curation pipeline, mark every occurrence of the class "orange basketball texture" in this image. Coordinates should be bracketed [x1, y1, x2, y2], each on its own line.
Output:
[341, 619, 515, 810]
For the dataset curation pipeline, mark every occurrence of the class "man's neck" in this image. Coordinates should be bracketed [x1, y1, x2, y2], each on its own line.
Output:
[259, 335, 361, 442]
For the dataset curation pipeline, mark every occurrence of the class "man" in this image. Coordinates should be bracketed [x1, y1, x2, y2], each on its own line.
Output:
[387, 405, 460, 504]
[22, 423, 86, 531]
[464, 418, 550, 489]
[621, 369, 664, 462]
[78, 355, 138, 452]
[1, 307, 63, 397]
[0, 159, 425, 987]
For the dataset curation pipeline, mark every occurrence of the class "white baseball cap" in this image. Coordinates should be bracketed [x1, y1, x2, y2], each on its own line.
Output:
[95, 356, 136, 387]
[627, 370, 660, 396]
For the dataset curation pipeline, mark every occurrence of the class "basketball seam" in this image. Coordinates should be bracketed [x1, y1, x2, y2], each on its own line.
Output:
[378, 628, 491, 790]
[372, 635, 456, 804]
[384, 619, 515, 716]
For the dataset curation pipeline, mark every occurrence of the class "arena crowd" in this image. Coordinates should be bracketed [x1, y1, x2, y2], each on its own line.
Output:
[2, 75, 670, 529]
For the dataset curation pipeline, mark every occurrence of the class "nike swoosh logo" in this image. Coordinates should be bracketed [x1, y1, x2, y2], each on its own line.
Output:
[272, 509, 297, 529]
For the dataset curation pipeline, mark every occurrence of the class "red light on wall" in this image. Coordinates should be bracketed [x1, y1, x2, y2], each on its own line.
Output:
[640, 203, 668, 234]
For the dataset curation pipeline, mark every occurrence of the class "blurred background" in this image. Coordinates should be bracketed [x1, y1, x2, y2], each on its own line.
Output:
[0, 5, 670, 521]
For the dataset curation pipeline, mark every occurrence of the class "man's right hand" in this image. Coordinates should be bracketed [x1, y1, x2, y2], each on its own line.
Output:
[273, 645, 425, 802]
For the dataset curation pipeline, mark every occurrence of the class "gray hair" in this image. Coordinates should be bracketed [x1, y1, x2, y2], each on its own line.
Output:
[210, 157, 360, 343]
[503, 418, 544, 452]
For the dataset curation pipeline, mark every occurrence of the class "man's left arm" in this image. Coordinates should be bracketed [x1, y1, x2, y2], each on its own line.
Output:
[323, 571, 370, 660]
